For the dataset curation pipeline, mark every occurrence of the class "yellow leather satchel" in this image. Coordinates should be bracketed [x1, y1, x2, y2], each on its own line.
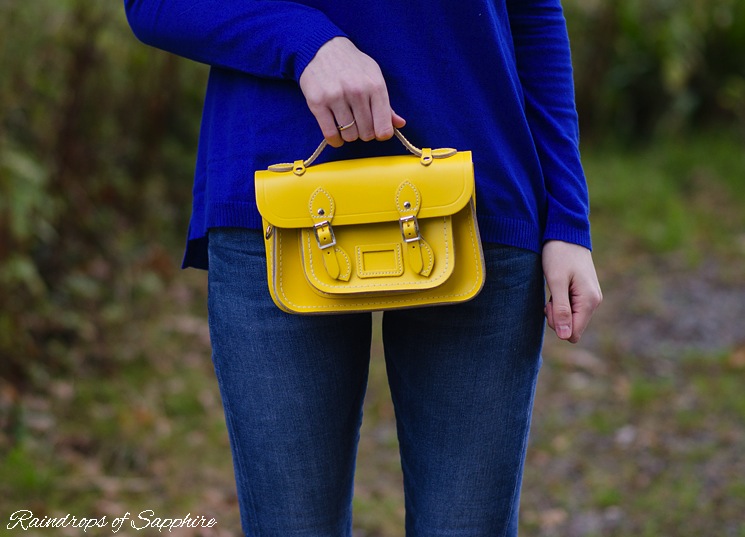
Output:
[254, 129, 485, 314]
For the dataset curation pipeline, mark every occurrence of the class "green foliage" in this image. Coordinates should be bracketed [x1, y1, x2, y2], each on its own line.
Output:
[0, 445, 53, 495]
[1, 1, 744, 512]
[564, 0, 745, 138]
[1, 2, 743, 533]
[0, 1, 206, 387]
[584, 131, 745, 256]
[1, 0, 742, 391]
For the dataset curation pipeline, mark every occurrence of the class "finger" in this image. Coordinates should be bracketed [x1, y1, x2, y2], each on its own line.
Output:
[369, 85, 394, 141]
[567, 287, 603, 344]
[546, 283, 573, 341]
[392, 110, 407, 129]
[569, 309, 590, 344]
[544, 297, 556, 331]
[347, 93, 375, 142]
[312, 106, 345, 148]
[333, 110, 359, 144]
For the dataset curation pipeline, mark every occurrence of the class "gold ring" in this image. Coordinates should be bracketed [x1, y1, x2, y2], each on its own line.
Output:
[337, 119, 356, 131]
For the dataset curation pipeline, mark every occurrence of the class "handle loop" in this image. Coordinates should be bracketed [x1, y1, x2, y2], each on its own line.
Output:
[267, 128, 457, 174]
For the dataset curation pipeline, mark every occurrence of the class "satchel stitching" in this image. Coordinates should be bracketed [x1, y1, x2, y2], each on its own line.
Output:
[419, 238, 434, 275]
[303, 218, 450, 290]
[395, 181, 420, 213]
[309, 188, 334, 221]
[276, 204, 482, 311]
[336, 245, 352, 280]
[355, 243, 403, 278]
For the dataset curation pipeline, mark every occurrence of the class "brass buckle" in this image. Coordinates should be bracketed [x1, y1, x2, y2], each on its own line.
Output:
[399, 215, 421, 243]
[313, 221, 336, 250]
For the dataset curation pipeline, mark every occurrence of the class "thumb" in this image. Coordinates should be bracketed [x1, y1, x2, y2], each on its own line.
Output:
[546, 284, 573, 341]
[392, 110, 406, 129]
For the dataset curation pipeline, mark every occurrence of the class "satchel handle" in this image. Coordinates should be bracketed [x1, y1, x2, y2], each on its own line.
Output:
[267, 128, 458, 174]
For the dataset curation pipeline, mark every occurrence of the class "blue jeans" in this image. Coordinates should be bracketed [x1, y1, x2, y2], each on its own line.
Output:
[207, 228, 545, 537]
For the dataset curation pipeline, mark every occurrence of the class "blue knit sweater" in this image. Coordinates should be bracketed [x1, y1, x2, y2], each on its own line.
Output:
[124, 0, 591, 270]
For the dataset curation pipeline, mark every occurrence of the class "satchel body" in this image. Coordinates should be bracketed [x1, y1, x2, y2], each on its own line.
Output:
[254, 130, 485, 314]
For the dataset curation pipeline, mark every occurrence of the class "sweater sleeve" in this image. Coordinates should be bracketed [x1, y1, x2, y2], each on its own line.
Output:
[123, 0, 347, 81]
[506, 0, 592, 250]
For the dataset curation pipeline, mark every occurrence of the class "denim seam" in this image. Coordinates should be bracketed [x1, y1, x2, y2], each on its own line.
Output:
[215, 368, 262, 536]
[499, 365, 541, 537]
[208, 270, 262, 537]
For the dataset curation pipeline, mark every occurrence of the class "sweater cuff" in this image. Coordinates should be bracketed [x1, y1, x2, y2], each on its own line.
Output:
[542, 221, 593, 251]
[292, 26, 348, 81]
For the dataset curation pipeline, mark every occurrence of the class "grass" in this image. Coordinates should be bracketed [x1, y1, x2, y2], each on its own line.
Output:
[584, 130, 745, 261]
[1, 131, 745, 536]
[522, 345, 745, 537]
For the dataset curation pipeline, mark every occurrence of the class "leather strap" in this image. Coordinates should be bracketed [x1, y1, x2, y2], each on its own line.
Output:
[308, 188, 350, 281]
[309, 188, 335, 223]
[321, 242, 340, 279]
[396, 181, 428, 275]
[268, 128, 457, 173]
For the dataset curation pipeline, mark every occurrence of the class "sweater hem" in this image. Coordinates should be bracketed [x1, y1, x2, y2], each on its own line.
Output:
[181, 203, 546, 270]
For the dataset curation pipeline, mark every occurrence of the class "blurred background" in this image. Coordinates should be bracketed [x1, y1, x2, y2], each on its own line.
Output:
[1, 1, 744, 535]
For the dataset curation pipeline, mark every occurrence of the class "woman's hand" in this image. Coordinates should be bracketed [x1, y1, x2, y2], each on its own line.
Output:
[299, 37, 406, 147]
[542, 240, 603, 343]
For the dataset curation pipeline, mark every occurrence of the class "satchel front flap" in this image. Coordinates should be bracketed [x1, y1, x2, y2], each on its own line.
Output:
[255, 151, 473, 228]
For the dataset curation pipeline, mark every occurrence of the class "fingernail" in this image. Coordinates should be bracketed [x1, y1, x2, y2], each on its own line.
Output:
[558, 325, 571, 339]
